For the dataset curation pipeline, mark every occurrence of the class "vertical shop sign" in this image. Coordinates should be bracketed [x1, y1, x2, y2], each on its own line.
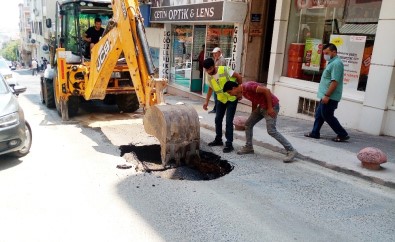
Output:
[230, 25, 238, 70]
[330, 35, 366, 89]
[302, 38, 322, 72]
[162, 31, 171, 79]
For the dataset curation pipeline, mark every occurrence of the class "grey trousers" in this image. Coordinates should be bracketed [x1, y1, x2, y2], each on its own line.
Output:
[245, 105, 295, 151]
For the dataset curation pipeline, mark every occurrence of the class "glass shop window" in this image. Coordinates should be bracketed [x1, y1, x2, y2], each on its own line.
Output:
[171, 25, 193, 89]
[283, 0, 382, 91]
[206, 25, 234, 64]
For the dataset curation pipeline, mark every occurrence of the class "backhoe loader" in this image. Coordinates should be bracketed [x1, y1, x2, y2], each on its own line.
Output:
[40, 0, 200, 166]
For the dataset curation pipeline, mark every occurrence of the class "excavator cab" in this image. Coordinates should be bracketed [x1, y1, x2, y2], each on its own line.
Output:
[43, 0, 200, 166]
[54, 1, 113, 62]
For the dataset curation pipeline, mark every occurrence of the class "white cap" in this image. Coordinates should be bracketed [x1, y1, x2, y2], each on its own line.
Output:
[212, 47, 221, 53]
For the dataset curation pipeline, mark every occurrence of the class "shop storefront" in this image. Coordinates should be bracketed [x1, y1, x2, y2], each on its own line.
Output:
[150, 1, 247, 94]
[284, 0, 381, 91]
[269, 0, 395, 136]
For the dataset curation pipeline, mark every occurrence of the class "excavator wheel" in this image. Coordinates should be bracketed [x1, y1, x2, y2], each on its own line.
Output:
[40, 76, 45, 104]
[66, 96, 80, 117]
[103, 94, 117, 105]
[53, 73, 79, 120]
[116, 93, 140, 113]
[43, 78, 55, 108]
[143, 104, 200, 167]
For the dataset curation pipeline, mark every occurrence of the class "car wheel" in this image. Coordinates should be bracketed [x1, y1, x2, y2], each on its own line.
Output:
[11, 121, 32, 158]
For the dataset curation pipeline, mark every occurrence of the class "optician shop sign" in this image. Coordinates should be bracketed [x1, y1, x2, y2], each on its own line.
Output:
[150, 2, 224, 22]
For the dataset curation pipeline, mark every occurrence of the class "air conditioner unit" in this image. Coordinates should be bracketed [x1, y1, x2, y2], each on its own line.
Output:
[42, 44, 49, 52]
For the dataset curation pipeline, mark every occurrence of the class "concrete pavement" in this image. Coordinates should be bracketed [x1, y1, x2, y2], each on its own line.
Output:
[165, 90, 395, 189]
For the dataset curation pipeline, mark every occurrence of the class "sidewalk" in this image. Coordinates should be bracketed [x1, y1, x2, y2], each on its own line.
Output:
[165, 92, 395, 189]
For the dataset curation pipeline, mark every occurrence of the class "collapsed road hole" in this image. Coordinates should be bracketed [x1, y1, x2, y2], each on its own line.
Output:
[119, 144, 234, 180]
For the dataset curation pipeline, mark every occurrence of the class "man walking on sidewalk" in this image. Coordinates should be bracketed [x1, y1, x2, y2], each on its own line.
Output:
[223, 81, 298, 163]
[203, 58, 242, 153]
[304, 43, 349, 142]
[31, 59, 38, 76]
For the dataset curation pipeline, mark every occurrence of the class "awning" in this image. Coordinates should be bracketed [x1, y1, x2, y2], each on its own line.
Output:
[339, 23, 377, 35]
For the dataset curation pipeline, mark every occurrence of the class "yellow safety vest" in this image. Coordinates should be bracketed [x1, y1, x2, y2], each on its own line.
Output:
[209, 66, 237, 104]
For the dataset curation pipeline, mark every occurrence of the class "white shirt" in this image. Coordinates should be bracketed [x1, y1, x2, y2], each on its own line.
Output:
[31, 60, 37, 68]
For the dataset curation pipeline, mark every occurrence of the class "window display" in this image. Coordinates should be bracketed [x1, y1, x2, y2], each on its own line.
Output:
[170, 24, 235, 93]
[206, 25, 234, 60]
[171, 25, 193, 89]
[284, 0, 382, 91]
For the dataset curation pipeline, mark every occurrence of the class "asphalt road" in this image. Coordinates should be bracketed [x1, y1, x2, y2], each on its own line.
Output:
[0, 69, 394, 242]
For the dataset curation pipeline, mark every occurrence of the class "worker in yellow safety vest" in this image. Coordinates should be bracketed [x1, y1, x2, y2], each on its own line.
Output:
[202, 58, 243, 153]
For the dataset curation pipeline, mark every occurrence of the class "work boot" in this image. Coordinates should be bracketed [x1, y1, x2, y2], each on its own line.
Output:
[237, 145, 254, 155]
[208, 139, 223, 146]
[283, 150, 298, 163]
[223, 145, 234, 153]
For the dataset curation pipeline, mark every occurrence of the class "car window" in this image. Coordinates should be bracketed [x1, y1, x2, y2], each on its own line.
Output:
[0, 75, 9, 94]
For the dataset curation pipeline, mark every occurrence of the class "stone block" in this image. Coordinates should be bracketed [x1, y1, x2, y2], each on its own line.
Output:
[357, 147, 387, 170]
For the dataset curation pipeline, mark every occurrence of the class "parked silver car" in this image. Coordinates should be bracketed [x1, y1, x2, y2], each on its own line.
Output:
[0, 59, 13, 80]
[0, 74, 32, 157]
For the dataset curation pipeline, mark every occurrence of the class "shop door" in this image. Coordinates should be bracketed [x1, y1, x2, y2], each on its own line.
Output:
[259, 0, 276, 83]
[191, 25, 206, 93]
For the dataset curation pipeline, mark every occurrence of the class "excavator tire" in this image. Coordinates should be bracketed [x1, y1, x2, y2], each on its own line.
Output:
[40, 77, 45, 104]
[116, 93, 140, 113]
[67, 96, 80, 117]
[103, 94, 117, 105]
[143, 104, 200, 167]
[53, 73, 79, 119]
[43, 78, 55, 108]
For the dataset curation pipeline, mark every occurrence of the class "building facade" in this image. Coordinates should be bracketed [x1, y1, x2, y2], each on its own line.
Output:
[269, 0, 394, 136]
[146, 0, 394, 137]
[147, 0, 248, 94]
[18, 0, 55, 68]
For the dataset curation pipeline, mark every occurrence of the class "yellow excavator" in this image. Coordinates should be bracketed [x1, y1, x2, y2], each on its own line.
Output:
[40, 0, 200, 166]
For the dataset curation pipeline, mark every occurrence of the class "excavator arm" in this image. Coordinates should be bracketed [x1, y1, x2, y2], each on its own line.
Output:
[84, 0, 200, 166]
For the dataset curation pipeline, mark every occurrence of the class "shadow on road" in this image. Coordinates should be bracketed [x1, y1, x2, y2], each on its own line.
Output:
[0, 156, 23, 171]
[20, 92, 145, 158]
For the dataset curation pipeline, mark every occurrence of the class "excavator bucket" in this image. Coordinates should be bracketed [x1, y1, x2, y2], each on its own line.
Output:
[143, 104, 200, 167]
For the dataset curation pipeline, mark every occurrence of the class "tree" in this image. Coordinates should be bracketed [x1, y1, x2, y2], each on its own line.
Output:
[0, 40, 19, 61]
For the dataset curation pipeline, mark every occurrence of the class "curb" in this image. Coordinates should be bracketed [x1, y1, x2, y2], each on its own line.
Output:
[200, 123, 395, 189]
